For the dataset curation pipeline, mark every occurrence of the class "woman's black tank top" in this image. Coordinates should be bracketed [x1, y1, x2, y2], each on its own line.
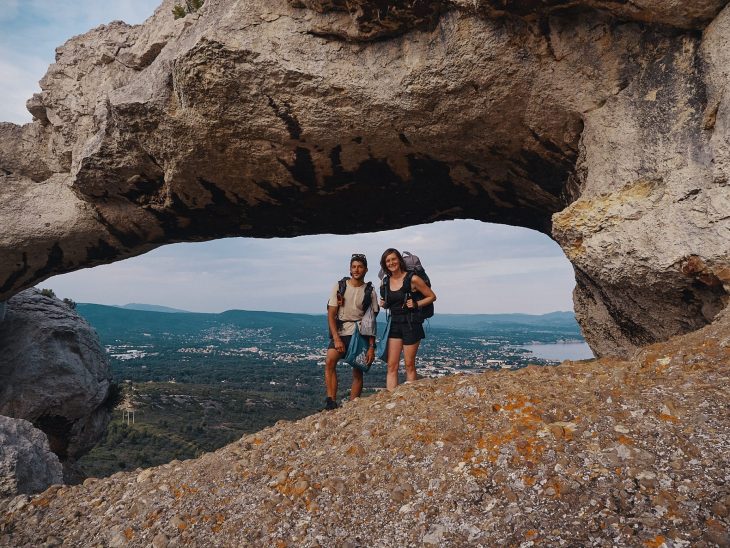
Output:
[387, 285, 411, 323]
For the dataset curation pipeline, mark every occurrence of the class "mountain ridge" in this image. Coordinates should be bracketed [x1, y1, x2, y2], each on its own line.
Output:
[79, 302, 580, 325]
[120, 303, 191, 314]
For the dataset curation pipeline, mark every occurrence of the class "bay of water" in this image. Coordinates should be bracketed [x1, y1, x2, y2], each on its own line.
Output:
[522, 342, 594, 361]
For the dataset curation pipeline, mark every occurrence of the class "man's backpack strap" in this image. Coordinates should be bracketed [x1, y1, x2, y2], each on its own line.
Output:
[336, 277, 349, 307]
[338, 277, 372, 311]
[362, 281, 373, 311]
[380, 275, 389, 308]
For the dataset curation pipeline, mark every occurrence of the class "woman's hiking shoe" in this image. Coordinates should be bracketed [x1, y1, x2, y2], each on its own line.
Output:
[324, 397, 338, 411]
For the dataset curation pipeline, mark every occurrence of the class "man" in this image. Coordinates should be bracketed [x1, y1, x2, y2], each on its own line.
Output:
[324, 253, 379, 410]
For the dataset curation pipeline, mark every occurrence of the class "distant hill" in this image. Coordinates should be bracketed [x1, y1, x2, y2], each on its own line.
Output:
[76, 303, 325, 340]
[120, 303, 191, 313]
[428, 311, 580, 331]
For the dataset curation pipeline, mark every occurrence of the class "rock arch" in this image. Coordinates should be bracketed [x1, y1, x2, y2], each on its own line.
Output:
[1, 0, 728, 357]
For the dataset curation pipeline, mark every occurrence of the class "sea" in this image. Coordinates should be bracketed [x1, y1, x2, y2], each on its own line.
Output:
[521, 342, 594, 362]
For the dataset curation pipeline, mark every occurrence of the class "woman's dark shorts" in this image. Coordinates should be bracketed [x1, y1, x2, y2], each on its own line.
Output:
[327, 335, 352, 352]
[388, 321, 425, 345]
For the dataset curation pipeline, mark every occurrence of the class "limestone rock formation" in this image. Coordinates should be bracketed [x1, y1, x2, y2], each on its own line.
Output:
[0, 416, 63, 498]
[0, 289, 112, 481]
[0, 0, 729, 357]
[1, 310, 727, 546]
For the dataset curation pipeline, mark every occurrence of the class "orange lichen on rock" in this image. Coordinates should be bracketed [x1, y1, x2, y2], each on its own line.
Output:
[643, 534, 666, 548]
[479, 394, 548, 465]
[469, 467, 490, 479]
[30, 496, 52, 508]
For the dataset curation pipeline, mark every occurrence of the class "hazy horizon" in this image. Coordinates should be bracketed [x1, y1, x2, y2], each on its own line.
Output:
[78, 301, 577, 316]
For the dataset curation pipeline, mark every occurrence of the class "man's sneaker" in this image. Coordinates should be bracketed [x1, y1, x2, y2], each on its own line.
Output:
[324, 397, 338, 411]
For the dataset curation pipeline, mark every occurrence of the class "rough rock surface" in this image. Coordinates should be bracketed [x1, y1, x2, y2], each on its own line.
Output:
[2, 311, 727, 546]
[0, 289, 112, 480]
[0, 0, 728, 357]
[0, 416, 63, 498]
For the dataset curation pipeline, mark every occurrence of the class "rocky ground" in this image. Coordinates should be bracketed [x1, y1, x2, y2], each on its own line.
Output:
[1, 311, 728, 547]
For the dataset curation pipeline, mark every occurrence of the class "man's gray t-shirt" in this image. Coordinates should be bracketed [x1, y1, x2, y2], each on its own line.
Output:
[327, 280, 379, 336]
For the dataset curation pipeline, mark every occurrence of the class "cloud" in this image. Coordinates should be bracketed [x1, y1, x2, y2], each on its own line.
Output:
[0, 54, 45, 124]
[42, 221, 576, 314]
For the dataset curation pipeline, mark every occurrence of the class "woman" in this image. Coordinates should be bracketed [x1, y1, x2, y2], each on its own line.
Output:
[379, 248, 437, 390]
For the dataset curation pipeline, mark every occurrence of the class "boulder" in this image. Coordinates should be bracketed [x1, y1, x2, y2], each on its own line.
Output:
[0, 289, 112, 481]
[0, 416, 63, 497]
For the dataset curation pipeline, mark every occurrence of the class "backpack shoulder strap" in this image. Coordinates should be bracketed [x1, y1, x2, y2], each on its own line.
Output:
[403, 271, 414, 293]
[338, 277, 349, 296]
[362, 281, 373, 311]
[380, 275, 389, 303]
[336, 277, 349, 308]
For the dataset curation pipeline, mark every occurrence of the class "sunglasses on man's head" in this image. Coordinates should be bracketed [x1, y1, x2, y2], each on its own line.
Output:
[351, 254, 366, 261]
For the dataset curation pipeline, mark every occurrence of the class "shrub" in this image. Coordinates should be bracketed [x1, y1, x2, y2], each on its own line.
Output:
[40, 288, 56, 299]
[172, 0, 204, 19]
[63, 297, 77, 309]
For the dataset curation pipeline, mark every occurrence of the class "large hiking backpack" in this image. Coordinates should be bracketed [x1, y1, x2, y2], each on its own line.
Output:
[379, 251, 434, 321]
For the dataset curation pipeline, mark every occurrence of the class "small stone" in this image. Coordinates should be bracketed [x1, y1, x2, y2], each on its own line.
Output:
[292, 479, 309, 496]
[136, 469, 154, 483]
[705, 519, 729, 546]
[269, 470, 288, 487]
[169, 515, 186, 530]
[423, 525, 446, 545]
[107, 527, 128, 548]
[9, 494, 29, 512]
[152, 533, 169, 548]
[616, 444, 632, 460]
[711, 501, 728, 518]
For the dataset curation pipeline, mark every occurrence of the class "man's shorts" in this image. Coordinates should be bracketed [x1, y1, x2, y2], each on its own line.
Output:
[388, 321, 425, 345]
[327, 335, 352, 353]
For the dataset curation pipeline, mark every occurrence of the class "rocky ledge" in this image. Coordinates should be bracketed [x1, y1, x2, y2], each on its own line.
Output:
[2, 312, 727, 547]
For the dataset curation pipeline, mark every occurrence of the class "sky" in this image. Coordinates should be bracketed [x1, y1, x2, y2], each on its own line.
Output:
[0, 1, 578, 315]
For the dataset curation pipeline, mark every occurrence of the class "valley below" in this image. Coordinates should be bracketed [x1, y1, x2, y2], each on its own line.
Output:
[76, 305, 586, 477]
